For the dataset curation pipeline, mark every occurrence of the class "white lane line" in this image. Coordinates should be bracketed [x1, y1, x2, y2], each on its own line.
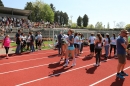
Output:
[10, 48, 90, 58]
[0, 62, 58, 75]
[16, 63, 94, 86]
[0, 51, 90, 66]
[89, 66, 130, 86]
[0, 57, 49, 66]
[15, 59, 114, 86]
[9, 51, 58, 58]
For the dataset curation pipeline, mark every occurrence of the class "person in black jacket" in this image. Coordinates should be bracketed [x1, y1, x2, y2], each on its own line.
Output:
[15, 30, 21, 54]
[58, 31, 63, 55]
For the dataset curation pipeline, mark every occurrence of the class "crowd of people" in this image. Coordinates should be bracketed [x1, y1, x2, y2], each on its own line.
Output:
[0, 16, 64, 36]
[1, 28, 129, 79]
[57, 29, 129, 79]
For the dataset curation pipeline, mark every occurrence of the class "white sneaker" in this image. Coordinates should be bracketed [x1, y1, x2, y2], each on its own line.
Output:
[63, 63, 68, 67]
[94, 64, 98, 66]
[98, 62, 101, 66]
[71, 63, 76, 67]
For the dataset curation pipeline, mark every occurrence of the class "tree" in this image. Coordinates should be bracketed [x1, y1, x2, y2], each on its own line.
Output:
[95, 22, 103, 29]
[24, 2, 35, 21]
[77, 16, 82, 27]
[25, 0, 54, 22]
[42, 4, 54, 22]
[125, 24, 130, 29]
[83, 14, 88, 27]
[116, 22, 125, 28]
[107, 22, 110, 29]
[87, 24, 94, 29]
[0, 0, 4, 6]
[50, 3, 55, 12]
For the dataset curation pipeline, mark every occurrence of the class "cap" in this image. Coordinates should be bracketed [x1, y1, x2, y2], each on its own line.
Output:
[106, 33, 109, 35]
[121, 30, 129, 34]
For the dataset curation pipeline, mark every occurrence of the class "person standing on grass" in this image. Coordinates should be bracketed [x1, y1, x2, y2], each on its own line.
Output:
[15, 30, 21, 54]
[116, 30, 129, 79]
[29, 32, 35, 52]
[2, 35, 11, 59]
[37, 32, 42, 50]
[58, 31, 63, 55]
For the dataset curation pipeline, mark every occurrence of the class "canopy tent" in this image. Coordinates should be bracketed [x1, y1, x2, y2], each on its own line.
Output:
[0, 6, 31, 16]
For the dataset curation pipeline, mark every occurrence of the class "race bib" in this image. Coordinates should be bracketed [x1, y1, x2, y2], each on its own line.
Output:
[98, 43, 101, 47]
[112, 40, 115, 42]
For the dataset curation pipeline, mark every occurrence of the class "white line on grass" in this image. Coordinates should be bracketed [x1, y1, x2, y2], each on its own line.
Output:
[89, 66, 130, 86]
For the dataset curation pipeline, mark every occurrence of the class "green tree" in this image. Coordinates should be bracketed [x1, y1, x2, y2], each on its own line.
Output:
[125, 24, 130, 29]
[0, 0, 4, 6]
[24, 2, 35, 21]
[95, 22, 103, 29]
[77, 16, 82, 27]
[107, 22, 110, 29]
[83, 14, 88, 27]
[87, 24, 94, 29]
[50, 3, 55, 12]
[42, 4, 54, 22]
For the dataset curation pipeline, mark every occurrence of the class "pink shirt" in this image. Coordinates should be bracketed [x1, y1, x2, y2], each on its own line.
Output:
[3, 38, 11, 47]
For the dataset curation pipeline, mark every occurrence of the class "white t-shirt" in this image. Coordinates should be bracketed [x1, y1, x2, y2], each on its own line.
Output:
[37, 34, 42, 40]
[21, 36, 27, 41]
[89, 36, 96, 44]
[26, 36, 30, 43]
[74, 36, 79, 44]
[110, 37, 117, 45]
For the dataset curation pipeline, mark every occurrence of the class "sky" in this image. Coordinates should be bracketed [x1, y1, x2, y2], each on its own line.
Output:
[2, 0, 130, 28]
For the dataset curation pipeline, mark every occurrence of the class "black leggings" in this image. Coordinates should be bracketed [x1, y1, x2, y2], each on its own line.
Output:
[5, 47, 9, 54]
[110, 45, 116, 55]
[95, 48, 102, 64]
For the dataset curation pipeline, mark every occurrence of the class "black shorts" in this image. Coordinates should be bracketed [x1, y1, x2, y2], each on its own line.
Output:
[74, 44, 79, 48]
[37, 41, 42, 46]
[90, 44, 95, 52]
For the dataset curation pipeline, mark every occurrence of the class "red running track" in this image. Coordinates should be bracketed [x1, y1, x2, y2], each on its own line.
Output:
[0, 47, 129, 86]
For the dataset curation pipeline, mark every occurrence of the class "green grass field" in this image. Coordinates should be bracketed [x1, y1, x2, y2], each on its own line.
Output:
[11, 41, 54, 51]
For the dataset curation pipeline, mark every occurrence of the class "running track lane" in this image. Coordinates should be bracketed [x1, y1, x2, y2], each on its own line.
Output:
[0, 47, 89, 64]
[16, 59, 130, 86]
[0, 57, 96, 86]
[0, 48, 90, 72]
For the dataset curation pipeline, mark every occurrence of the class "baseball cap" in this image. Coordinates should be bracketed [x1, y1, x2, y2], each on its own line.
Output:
[121, 30, 129, 34]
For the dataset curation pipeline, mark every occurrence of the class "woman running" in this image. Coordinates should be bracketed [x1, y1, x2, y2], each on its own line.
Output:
[94, 33, 102, 66]
[64, 29, 75, 67]
[2, 35, 11, 59]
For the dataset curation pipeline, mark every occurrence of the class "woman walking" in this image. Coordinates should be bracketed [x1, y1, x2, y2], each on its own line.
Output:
[2, 35, 11, 59]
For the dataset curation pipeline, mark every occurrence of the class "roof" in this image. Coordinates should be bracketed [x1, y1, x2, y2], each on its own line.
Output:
[0, 6, 32, 16]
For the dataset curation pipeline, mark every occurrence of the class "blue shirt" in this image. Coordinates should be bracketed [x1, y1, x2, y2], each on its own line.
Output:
[117, 36, 126, 55]
[68, 35, 74, 47]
